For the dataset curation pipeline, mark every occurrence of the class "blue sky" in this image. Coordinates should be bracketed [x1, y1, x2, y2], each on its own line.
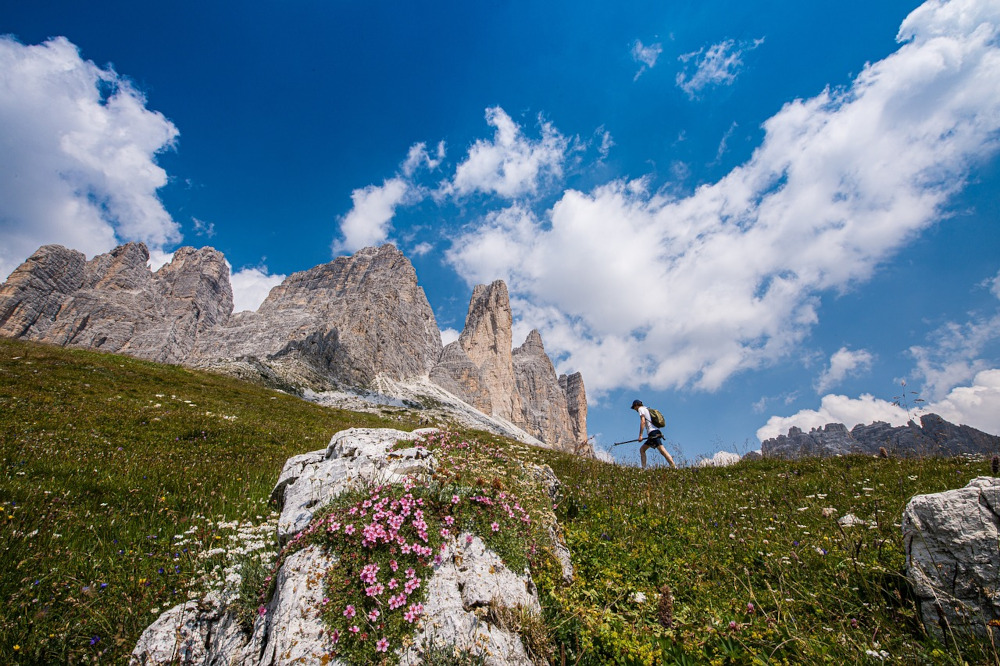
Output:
[3, 0, 1000, 465]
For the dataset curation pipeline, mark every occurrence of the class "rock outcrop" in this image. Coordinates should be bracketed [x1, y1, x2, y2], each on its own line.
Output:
[199, 245, 444, 389]
[903, 477, 1000, 641]
[429, 281, 587, 454]
[131, 427, 567, 665]
[0, 243, 232, 364]
[0, 242, 589, 451]
[761, 414, 1000, 459]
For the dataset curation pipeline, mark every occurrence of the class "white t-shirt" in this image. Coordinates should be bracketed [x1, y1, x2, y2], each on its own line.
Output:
[638, 405, 661, 434]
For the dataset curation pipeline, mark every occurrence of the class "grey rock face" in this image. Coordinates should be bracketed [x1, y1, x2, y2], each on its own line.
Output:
[430, 286, 589, 454]
[1, 242, 589, 451]
[761, 414, 1000, 459]
[194, 245, 443, 389]
[513, 330, 572, 451]
[0, 243, 232, 363]
[456, 280, 522, 421]
[132, 427, 566, 665]
[429, 340, 494, 414]
[903, 477, 1000, 640]
[271, 427, 438, 545]
[560, 372, 588, 449]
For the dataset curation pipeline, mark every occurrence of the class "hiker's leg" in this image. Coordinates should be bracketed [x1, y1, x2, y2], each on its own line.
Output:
[658, 445, 676, 468]
[639, 445, 649, 468]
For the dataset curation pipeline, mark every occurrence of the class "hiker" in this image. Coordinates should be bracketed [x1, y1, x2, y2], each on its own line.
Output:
[631, 399, 677, 469]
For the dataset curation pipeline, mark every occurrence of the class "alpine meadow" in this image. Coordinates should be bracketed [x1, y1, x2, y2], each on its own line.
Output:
[3, 338, 998, 664]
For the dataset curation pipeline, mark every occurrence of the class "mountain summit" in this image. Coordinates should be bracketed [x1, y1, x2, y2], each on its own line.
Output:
[0, 242, 588, 453]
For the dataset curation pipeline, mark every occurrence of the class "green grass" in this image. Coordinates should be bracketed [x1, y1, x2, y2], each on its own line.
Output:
[0, 338, 421, 664]
[523, 449, 1000, 665]
[2, 336, 998, 664]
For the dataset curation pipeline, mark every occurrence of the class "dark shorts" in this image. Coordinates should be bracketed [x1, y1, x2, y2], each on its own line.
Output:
[642, 430, 663, 447]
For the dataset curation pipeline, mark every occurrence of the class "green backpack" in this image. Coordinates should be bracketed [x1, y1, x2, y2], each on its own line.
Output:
[649, 408, 666, 428]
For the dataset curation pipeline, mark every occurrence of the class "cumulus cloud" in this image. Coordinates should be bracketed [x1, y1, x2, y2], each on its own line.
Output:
[911, 312, 1000, 399]
[676, 37, 763, 98]
[757, 368, 1000, 440]
[445, 0, 1000, 397]
[332, 177, 409, 254]
[439, 107, 570, 200]
[907, 269, 1000, 399]
[0, 36, 181, 280]
[815, 347, 874, 393]
[756, 393, 912, 440]
[229, 265, 286, 313]
[631, 39, 663, 80]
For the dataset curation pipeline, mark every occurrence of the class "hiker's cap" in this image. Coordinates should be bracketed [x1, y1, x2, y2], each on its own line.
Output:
[630, 399, 642, 409]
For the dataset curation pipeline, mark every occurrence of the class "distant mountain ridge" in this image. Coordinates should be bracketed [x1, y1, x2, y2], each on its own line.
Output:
[0, 242, 589, 454]
[761, 413, 1000, 459]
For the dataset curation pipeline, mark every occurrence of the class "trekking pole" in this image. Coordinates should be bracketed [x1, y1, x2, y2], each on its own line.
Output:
[612, 438, 647, 447]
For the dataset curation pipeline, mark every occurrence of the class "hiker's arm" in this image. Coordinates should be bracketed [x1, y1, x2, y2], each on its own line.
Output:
[638, 415, 646, 440]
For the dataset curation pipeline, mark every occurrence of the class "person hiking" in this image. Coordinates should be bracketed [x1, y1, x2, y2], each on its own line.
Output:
[631, 399, 677, 469]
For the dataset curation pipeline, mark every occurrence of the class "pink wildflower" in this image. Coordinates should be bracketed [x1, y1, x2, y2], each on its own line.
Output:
[368, 609, 380, 622]
[349, 625, 360, 634]
[376, 637, 389, 653]
[491, 522, 500, 532]
[344, 605, 356, 619]
[344, 524, 355, 535]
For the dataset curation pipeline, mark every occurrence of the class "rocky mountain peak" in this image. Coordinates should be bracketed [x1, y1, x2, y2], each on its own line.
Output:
[430, 283, 587, 453]
[0, 242, 588, 452]
[761, 413, 1000, 458]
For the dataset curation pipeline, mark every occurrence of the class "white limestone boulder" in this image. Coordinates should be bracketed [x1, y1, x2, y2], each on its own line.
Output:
[903, 476, 1000, 640]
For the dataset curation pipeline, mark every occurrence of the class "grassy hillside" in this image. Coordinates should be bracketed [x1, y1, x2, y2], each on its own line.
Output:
[1, 337, 996, 664]
[0, 338, 422, 664]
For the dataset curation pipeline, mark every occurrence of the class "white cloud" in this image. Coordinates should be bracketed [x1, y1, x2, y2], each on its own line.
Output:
[631, 40, 663, 80]
[757, 368, 1000, 440]
[192, 216, 216, 238]
[147, 248, 174, 272]
[332, 177, 409, 254]
[676, 37, 763, 98]
[712, 122, 739, 164]
[445, 0, 1000, 398]
[909, 265, 1000, 401]
[0, 36, 181, 281]
[594, 126, 615, 160]
[440, 327, 461, 346]
[402, 141, 445, 177]
[815, 347, 874, 393]
[229, 265, 286, 313]
[989, 269, 1000, 299]
[697, 451, 741, 467]
[410, 241, 433, 257]
[756, 393, 912, 441]
[929, 368, 1000, 435]
[440, 107, 570, 200]
[910, 315, 999, 399]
